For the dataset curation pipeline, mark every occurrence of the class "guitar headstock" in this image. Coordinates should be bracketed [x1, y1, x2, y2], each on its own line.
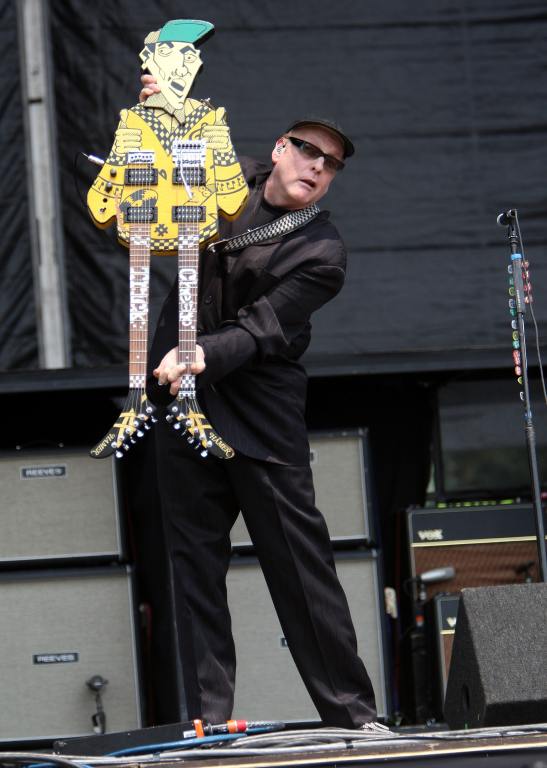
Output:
[90, 395, 157, 459]
[166, 396, 234, 460]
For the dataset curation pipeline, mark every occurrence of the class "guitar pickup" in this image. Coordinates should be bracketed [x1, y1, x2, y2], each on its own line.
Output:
[124, 205, 158, 223]
[172, 206, 206, 223]
[172, 167, 205, 186]
[124, 167, 158, 185]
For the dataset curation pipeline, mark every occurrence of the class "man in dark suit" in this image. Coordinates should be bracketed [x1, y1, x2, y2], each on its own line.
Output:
[148, 116, 383, 730]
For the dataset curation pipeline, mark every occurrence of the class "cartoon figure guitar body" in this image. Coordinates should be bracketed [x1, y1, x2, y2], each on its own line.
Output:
[87, 19, 248, 459]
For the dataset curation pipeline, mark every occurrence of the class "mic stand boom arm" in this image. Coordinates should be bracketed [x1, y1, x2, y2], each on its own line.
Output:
[503, 213, 547, 581]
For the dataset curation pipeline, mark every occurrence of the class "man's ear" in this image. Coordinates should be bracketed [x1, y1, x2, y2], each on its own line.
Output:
[271, 138, 286, 164]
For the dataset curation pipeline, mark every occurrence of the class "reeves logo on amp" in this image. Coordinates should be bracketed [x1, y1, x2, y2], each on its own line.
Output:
[21, 465, 67, 479]
[33, 652, 79, 665]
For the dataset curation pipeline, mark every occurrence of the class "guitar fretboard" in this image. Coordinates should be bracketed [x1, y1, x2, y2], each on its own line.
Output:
[129, 222, 151, 389]
[177, 220, 199, 383]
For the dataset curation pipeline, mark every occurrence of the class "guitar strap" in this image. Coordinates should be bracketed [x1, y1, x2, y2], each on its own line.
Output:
[206, 202, 320, 255]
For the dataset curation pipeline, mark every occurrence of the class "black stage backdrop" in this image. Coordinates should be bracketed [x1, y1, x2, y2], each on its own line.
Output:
[0, 0, 37, 369]
[31, 2, 547, 373]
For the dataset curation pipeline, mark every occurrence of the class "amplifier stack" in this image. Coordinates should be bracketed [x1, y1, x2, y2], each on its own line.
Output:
[407, 502, 546, 720]
[0, 448, 142, 742]
[228, 429, 392, 723]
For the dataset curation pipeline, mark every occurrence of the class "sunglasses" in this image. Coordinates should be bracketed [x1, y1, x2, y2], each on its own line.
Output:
[284, 136, 345, 173]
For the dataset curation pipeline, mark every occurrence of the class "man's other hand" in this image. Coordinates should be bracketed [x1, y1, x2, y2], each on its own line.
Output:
[153, 345, 206, 396]
[140, 73, 161, 103]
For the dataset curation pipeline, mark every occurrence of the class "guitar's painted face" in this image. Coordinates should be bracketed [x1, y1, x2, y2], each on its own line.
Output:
[148, 42, 203, 109]
[266, 125, 345, 210]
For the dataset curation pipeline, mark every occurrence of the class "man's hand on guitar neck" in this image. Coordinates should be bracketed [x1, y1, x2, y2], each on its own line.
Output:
[153, 345, 206, 395]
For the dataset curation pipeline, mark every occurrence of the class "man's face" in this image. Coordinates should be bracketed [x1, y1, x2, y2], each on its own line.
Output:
[148, 42, 202, 107]
[267, 125, 345, 210]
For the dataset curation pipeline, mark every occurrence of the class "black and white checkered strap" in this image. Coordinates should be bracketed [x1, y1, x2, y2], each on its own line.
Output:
[208, 203, 320, 255]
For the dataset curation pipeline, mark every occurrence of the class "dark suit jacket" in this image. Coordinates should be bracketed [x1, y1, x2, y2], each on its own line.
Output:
[148, 157, 346, 464]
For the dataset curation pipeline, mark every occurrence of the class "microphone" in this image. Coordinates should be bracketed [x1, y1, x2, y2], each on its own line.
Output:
[418, 566, 455, 584]
[497, 209, 516, 227]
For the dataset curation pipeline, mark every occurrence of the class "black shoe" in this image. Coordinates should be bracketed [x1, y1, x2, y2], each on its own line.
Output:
[357, 721, 394, 736]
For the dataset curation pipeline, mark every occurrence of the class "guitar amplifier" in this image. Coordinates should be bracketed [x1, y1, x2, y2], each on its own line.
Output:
[226, 549, 391, 721]
[407, 503, 545, 601]
[0, 566, 142, 741]
[0, 448, 124, 564]
[230, 429, 375, 548]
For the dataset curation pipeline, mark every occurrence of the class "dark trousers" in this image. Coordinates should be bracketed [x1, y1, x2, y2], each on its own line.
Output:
[155, 419, 377, 727]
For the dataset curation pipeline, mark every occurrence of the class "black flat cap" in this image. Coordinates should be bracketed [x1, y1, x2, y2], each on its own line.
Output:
[286, 118, 355, 158]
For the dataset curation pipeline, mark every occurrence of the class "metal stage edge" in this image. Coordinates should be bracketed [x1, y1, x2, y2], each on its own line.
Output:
[3, 724, 545, 768]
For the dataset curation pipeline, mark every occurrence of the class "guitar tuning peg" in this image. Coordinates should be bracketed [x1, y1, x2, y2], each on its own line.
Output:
[122, 443, 130, 452]
[185, 418, 192, 427]
[136, 430, 144, 438]
[143, 423, 151, 430]
[200, 450, 208, 458]
[151, 415, 158, 423]
[166, 414, 174, 423]
[145, 405, 154, 414]
[187, 437, 195, 444]
[173, 422, 181, 430]
[115, 450, 124, 459]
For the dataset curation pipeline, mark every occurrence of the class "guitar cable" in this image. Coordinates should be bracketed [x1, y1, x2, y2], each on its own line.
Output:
[73, 151, 105, 212]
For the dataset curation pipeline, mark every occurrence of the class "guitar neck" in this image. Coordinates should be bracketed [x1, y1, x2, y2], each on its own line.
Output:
[128, 222, 151, 389]
[177, 220, 200, 368]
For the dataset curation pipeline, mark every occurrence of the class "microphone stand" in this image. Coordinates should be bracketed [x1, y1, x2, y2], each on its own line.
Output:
[501, 211, 547, 581]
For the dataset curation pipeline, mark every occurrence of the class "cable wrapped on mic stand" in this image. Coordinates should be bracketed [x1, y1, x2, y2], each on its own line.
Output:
[498, 208, 547, 581]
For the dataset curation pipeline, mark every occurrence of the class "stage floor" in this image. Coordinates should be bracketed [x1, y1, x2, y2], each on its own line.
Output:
[3, 723, 547, 768]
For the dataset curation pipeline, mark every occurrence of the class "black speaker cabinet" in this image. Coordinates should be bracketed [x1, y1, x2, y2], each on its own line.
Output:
[444, 583, 547, 729]
[425, 593, 460, 719]
[230, 429, 375, 548]
[0, 448, 124, 564]
[407, 504, 545, 601]
[0, 567, 142, 741]
[226, 549, 390, 722]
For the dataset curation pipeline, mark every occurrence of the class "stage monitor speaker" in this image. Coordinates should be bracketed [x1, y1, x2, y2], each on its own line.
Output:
[444, 583, 547, 729]
[0, 448, 124, 564]
[230, 429, 375, 548]
[226, 549, 390, 722]
[0, 566, 142, 742]
[425, 593, 460, 719]
[407, 504, 545, 601]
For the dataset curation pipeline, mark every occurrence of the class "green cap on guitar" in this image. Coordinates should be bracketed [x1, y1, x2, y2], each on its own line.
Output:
[158, 19, 214, 45]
